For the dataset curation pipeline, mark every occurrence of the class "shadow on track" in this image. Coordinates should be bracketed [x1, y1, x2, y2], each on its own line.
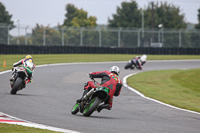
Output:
[1, 92, 42, 97]
[71, 113, 119, 120]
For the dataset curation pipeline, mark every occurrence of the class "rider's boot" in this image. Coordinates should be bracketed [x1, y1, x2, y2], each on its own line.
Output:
[97, 104, 110, 113]
[76, 89, 88, 103]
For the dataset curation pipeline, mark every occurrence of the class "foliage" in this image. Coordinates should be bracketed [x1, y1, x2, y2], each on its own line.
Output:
[190, 8, 200, 47]
[144, 2, 187, 29]
[195, 8, 200, 29]
[108, 1, 141, 28]
[10, 36, 32, 45]
[32, 24, 61, 46]
[145, 2, 187, 47]
[61, 4, 98, 46]
[107, 1, 188, 47]
[0, 2, 14, 44]
[63, 4, 97, 28]
[108, 1, 187, 29]
[107, 1, 141, 47]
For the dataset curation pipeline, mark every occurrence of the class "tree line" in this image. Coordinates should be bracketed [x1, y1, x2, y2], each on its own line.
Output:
[0, 1, 200, 47]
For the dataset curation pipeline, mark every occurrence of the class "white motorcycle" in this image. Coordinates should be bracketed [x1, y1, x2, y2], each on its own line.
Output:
[10, 59, 34, 94]
[124, 55, 147, 70]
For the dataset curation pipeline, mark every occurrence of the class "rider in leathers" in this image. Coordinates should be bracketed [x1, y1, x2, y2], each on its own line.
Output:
[131, 56, 146, 70]
[10, 55, 35, 83]
[77, 66, 123, 112]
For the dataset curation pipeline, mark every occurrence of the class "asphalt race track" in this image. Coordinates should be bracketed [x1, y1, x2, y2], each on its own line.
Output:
[0, 60, 200, 133]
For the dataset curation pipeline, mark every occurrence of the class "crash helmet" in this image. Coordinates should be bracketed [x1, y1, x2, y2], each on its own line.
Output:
[140, 54, 147, 62]
[110, 66, 120, 75]
[25, 55, 32, 60]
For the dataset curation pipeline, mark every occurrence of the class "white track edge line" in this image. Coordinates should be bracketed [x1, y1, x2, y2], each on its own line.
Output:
[0, 111, 80, 133]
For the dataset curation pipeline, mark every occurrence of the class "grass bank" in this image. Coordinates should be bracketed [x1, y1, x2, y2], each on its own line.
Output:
[0, 123, 60, 133]
[127, 68, 200, 113]
[1, 54, 200, 72]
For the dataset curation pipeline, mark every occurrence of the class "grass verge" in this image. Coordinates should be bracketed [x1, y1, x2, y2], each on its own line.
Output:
[127, 68, 200, 113]
[1, 54, 200, 72]
[0, 123, 60, 133]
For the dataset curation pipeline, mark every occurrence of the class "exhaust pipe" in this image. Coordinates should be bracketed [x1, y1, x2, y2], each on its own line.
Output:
[83, 88, 96, 101]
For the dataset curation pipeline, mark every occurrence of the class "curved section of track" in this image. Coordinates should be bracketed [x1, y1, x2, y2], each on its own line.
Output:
[0, 60, 200, 133]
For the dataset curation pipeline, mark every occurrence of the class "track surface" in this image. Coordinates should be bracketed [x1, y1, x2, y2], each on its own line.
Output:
[0, 60, 200, 133]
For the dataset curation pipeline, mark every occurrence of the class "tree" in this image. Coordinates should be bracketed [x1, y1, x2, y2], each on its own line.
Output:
[190, 8, 200, 47]
[108, 1, 186, 29]
[0, 2, 13, 44]
[108, 1, 141, 28]
[144, 2, 187, 29]
[62, 4, 98, 46]
[195, 8, 200, 29]
[32, 24, 61, 46]
[63, 4, 97, 27]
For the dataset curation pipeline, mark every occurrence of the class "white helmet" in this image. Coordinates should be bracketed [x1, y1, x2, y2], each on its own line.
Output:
[110, 66, 120, 75]
[140, 54, 147, 62]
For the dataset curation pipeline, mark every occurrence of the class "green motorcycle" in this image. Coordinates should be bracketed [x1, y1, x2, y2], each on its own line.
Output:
[71, 79, 109, 117]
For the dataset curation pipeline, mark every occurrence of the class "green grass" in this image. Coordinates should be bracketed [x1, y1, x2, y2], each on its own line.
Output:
[0, 54, 200, 72]
[0, 123, 60, 133]
[127, 68, 200, 112]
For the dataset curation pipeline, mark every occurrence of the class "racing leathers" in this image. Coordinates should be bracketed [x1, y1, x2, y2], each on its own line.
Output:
[79, 70, 123, 112]
[11, 58, 35, 83]
[132, 56, 145, 70]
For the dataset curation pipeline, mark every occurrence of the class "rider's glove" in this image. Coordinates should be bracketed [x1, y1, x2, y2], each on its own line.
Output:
[89, 73, 94, 79]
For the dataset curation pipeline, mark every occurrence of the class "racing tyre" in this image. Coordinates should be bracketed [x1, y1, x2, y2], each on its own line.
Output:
[10, 78, 22, 94]
[83, 97, 101, 117]
[124, 63, 132, 69]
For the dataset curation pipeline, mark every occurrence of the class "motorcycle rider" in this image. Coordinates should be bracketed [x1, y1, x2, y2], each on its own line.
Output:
[131, 55, 147, 70]
[10, 55, 35, 83]
[76, 66, 123, 112]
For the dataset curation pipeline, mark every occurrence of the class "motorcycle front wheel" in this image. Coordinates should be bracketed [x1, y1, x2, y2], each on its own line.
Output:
[83, 97, 101, 117]
[71, 103, 80, 115]
[10, 77, 22, 94]
[124, 63, 132, 69]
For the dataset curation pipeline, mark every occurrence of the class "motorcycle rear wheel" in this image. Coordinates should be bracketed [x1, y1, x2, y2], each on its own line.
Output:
[124, 63, 132, 69]
[83, 97, 101, 117]
[10, 78, 22, 94]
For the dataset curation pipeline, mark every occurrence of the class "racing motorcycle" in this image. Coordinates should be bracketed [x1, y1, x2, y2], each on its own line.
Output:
[124, 54, 147, 70]
[71, 79, 109, 117]
[10, 60, 34, 94]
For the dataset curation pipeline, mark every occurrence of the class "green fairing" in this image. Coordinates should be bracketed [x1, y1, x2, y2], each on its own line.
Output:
[72, 103, 80, 111]
[25, 67, 33, 74]
[104, 87, 109, 93]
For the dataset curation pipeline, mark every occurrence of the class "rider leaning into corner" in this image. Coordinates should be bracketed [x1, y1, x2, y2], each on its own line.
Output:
[76, 66, 123, 112]
[131, 54, 147, 70]
[10, 55, 35, 84]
